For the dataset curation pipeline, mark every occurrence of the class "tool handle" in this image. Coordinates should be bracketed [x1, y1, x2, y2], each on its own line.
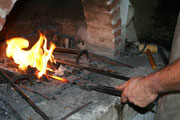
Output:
[54, 46, 79, 54]
[146, 49, 157, 70]
[158, 48, 169, 65]
[82, 83, 158, 105]
[85, 84, 122, 97]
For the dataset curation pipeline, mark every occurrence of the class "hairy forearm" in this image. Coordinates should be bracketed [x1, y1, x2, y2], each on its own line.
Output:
[145, 58, 180, 94]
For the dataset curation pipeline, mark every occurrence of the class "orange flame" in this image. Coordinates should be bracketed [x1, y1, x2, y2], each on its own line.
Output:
[48, 75, 69, 83]
[6, 33, 56, 78]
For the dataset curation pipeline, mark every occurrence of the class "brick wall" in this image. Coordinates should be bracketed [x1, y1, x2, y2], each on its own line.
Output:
[81, 0, 123, 58]
[0, 0, 128, 59]
[0, 0, 17, 31]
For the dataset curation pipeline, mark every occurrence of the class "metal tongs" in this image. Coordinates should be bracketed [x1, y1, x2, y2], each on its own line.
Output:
[72, 82, 158, 106]
[73, 82, 122, 96]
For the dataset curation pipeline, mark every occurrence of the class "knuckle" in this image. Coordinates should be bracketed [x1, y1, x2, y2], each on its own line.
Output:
[138, 104, 144, 108]
[122, 91, 128, 98]
[128, 98, 133, 103]
[137, 102, 146, 108]
[121, 98, 126, 103]
[123, 90, 129, 96]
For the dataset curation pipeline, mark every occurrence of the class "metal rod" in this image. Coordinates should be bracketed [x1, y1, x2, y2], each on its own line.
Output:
[60, 101, 92, 120]
[56, 59, 130, 81]
[54, 46, 133, 69]
[77, 83, 158, 105]
[90, 54, 134, 69]
[54, 47, 79, 54]
[18, 84, 50, 100]
[0, 69, 50, 120]
[80, 83, 123, 97]
[0, 97, 23, 120]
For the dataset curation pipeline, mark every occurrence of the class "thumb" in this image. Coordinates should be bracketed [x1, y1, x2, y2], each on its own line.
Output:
[115, 82, 128, 90]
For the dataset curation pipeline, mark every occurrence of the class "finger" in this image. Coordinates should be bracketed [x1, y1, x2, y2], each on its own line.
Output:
[121, 95, 128, 103]
[115, 82, 128, 90]
[135, 101, 147, 108]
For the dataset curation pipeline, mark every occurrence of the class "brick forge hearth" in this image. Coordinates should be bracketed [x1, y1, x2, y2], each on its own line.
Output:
[0, 0, 129, 59]
[81, 0, 123, 58]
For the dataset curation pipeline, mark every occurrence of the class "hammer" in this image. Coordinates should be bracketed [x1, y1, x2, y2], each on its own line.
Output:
[139, 44, 158, 70]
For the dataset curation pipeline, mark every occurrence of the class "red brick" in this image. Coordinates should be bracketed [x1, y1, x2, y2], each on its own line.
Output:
[0, 0, 13, 10]
[0, 17, 5, 26]
[87, 25, 112, 33]
[114, 37, 121, 48]
[86, 18, 112, 27]
[114, 48, 120, 57]
[82, 0, 108, 6]
[83, 3, 110, 13]
[85, 11, 112, 23]
[87, 28, 114, 39]
[87, 21, 113, 31]
[109, 0, 120, 11]
[87, 37, 114, 49]
[111, 7, 120, 19]
[113, 18, 121, 28]
[81, 0, 122, 58]
[113, 29, 121, 37]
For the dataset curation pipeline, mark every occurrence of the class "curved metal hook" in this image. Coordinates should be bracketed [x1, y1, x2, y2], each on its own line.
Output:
[76, 50, 89, 65]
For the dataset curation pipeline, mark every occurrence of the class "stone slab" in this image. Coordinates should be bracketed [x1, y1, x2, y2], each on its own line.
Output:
[0, 53, 166, 120]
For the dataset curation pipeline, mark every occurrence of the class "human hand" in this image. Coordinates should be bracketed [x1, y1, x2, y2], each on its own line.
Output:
[115, 76, 158, 107]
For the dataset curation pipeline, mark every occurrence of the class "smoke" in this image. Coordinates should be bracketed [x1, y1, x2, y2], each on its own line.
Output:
[77, 27, 89, 42]
[77, 27, 90, 49]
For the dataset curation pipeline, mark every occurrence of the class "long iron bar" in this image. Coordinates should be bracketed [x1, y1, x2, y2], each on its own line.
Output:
[0, 69, 50, 120]
[54, 46, 133, 69]
[60, 101, 92, 120]
[0, 97, 23, 120]
[56, 59, 130, 81]
[18, 84, 50, 100]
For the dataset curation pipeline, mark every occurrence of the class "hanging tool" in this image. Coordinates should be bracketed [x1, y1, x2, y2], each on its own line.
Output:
[54, 46, 133, 68]
[75, 50, 89, 64]
[53, 46, 89, 65]
[139, 44, 158, 70]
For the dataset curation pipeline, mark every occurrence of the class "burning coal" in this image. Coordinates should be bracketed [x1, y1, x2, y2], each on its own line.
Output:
[6, 32, 56, 78]
[48, 75, 69, 83]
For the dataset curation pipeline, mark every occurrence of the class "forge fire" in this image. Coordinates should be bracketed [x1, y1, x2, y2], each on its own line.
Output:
[0, 0, 179, 119]
[6, 32, 56, 78]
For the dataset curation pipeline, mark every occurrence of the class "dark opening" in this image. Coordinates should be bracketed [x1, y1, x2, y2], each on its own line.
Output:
[131, 0, 180, 51]
[0, 0, 86, 48]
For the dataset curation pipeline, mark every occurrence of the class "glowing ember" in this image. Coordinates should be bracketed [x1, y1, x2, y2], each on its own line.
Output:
[48, 75, 69, 83]
[6, 32, 56, 78]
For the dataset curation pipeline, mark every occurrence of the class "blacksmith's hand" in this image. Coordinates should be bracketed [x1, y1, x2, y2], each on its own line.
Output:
[115, 76, 158, 107]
